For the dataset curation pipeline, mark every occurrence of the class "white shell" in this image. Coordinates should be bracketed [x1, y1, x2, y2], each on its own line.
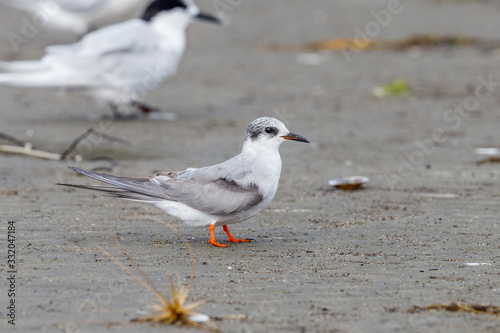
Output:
[328, 176, 369, 189]
[475, 147, 499, 156]
[188, 313, 210, 323]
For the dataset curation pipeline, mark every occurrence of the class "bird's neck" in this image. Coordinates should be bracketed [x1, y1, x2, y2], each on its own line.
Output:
[150, 11, 189, 53]
[241, 140, 283, 180]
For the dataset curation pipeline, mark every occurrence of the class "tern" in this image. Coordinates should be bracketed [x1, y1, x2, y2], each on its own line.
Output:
[59, 117, 310, 247]
[0, 0, 220, 119]
[0, 0, 148, 37]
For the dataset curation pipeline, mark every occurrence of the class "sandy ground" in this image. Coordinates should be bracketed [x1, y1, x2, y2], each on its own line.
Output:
[1, 0, 499, 332]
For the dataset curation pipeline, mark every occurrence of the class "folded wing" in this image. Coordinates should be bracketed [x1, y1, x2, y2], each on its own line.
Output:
[61, 165, 263, 216]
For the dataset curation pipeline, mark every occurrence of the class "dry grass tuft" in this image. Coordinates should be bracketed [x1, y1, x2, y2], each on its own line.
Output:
[98, 217, 223, 332]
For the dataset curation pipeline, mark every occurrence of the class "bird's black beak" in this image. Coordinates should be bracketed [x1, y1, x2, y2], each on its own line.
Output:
[281, 132, 310, 143]
[195, 12, 221, 24]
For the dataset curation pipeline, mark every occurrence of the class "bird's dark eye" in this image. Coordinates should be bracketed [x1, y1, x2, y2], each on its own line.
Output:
[265, 127, 274, 134]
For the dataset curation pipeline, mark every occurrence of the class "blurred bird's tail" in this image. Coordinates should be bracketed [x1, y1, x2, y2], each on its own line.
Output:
[0, 68, 92, 88]
[0, 60, 47, 72]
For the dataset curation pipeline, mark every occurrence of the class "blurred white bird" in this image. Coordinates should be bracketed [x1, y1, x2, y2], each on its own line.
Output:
[0, 0, 148, 37]
[0, 0, 220, 119]
[59, 117, 310, 247]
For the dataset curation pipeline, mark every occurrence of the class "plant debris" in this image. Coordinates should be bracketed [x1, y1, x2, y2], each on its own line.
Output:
[100, 241, 220, 332]
[99, 217, 248, 332]
[99, 239, 221, 332]
[408, 302, 500, 316]
[267, 34, 499, 53]
[306, 34, 494, 52]
[131, 277, 216, 329]
[0, 128, 128, 171]
[372, 79, 412, 98]
[476, 156, 500, 165]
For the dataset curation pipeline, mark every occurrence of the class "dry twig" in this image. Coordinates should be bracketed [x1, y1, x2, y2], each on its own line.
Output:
[0, 128, 128, 170]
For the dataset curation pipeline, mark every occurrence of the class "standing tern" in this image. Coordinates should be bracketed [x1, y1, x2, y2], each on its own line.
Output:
[0, 0, 148, 37]
[58, 117, 310, 247]
[0, 0, 220, 119]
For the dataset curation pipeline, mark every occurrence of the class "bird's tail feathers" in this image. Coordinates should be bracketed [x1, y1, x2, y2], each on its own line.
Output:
[57, 183, 162, 203]
[60, 166, 169, 202]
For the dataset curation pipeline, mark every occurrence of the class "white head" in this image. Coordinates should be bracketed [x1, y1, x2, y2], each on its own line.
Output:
[142, 0, 220, 27]
[243, 117, 309, 151]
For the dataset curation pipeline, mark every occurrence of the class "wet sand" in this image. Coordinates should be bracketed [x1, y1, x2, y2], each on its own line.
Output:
[0, 1, 499, 332]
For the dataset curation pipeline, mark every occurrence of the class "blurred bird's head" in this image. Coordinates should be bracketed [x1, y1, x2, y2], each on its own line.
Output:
[142, 0, 221, 25]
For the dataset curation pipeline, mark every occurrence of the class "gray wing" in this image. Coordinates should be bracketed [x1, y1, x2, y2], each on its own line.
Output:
[62, 165, 263, 216]
[154, 171, 264, 215]
[153, 156, 264, 215]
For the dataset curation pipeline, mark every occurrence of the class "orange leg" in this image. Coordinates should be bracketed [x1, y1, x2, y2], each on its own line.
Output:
[223, 225, 251, 243]
[207, 224, 228, 248]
